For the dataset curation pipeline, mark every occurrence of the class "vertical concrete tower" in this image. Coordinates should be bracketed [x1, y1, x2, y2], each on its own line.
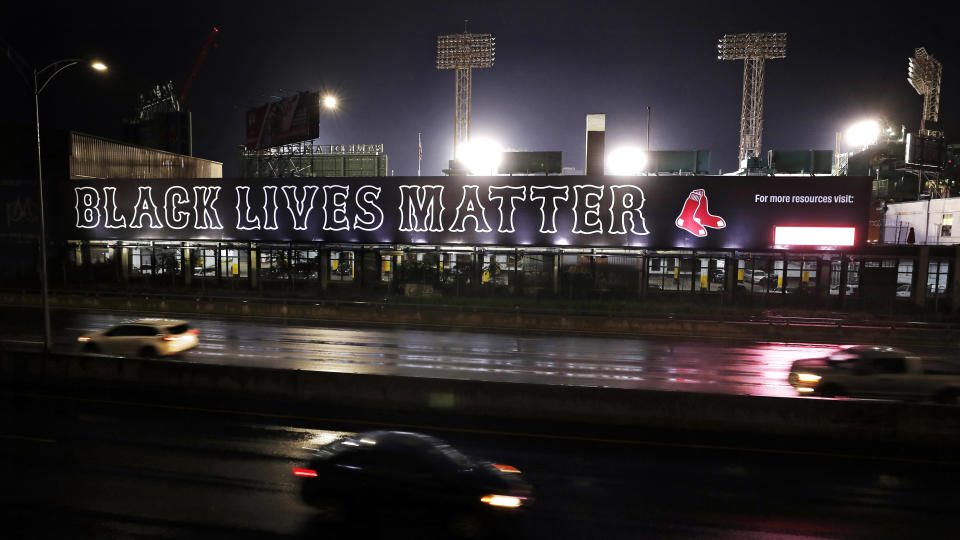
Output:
[585, 113, 606, 176]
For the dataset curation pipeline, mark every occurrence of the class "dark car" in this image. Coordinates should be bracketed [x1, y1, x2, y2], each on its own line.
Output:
[294, 431, 533, 536]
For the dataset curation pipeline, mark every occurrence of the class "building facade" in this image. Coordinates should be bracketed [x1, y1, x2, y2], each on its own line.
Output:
[35, 173, 960, 313]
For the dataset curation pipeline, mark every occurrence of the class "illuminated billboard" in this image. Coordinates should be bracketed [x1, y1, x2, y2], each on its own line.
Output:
[60, 176, 871, 250]
[245, 92, 320, 150]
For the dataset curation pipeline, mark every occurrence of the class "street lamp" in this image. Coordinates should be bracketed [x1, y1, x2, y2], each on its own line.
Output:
[32, 58, 107, 352]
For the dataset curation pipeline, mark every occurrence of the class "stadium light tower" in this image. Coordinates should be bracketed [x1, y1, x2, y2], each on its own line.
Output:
[436, 30, 495, 162]
[908, 47, 943, 138]
[717, 32, 787, 166]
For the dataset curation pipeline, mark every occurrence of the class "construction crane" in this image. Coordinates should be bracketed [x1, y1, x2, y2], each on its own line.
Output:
[179, 26, 219, 108]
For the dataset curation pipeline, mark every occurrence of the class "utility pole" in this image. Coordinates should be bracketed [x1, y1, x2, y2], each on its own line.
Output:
[646, 106, 651, 152]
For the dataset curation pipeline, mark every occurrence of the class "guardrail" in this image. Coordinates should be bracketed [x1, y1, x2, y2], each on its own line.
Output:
[760, 315, 955, 331]
[3, 287, 957, 332]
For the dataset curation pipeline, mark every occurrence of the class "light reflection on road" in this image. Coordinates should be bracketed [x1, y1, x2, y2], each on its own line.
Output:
[19, 311, 860, 398]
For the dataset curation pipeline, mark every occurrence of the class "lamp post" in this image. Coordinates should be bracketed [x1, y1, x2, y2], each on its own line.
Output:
[32, 59, 107, 352]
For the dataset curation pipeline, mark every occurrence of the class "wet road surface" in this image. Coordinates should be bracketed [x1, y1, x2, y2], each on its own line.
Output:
[1, 387, 956, 539]
[0, 307, 857, 397]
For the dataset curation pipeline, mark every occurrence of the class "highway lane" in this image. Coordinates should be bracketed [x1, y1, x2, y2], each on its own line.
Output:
[1, 388, 956, 539]
[0, 307, 850, 397]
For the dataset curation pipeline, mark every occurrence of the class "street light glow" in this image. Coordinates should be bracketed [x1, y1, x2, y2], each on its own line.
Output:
[607, 146, 648, 175]
[845, 120, 880, 149]
[456, 138, 503, 175]
[90, 61, 108, 71]
[322, 94, 338, 110]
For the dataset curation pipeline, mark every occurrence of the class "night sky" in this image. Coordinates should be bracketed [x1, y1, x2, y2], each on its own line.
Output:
[1, 1, 956, 177]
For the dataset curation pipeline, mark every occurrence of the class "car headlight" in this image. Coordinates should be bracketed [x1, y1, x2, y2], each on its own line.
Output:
[796, 373, 822, 383]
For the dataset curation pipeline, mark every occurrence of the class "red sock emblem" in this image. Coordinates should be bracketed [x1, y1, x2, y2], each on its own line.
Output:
[692, 189, 725, 229]
[676, 192, 707, 237]
[676, 189, 725, 237]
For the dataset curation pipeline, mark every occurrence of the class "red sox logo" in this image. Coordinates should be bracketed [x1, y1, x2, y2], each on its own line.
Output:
[675, 189, 725, 237]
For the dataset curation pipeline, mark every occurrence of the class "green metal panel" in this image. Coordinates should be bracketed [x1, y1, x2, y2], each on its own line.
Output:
[344, 155, 383, 176]
[498, 151, 562, 174]
[238, 153, 388, 178]
[767, 150, 833, 174]
[647, 151, 710, 174]
[319, 156, 345, 176]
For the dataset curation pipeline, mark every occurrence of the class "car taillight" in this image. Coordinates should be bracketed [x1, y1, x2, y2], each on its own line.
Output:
[189, 329, 199, 335]
[480, 494, 523, 508]
[493, 463, 521, 474]
[293, 468, 317, 477]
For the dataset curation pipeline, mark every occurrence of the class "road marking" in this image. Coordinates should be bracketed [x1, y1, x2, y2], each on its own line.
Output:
[0, 433, 56, 443]
[5, 390, 956, 466]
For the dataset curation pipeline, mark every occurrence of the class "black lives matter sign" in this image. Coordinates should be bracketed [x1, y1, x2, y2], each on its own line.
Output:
[61, 176, 871, 250]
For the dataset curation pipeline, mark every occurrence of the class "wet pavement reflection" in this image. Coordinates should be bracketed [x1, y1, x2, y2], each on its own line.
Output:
[8, 310, 859, 397]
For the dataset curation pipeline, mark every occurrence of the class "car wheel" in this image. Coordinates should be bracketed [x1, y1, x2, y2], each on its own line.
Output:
[817, 384, 843, 398]
[933, 388, 960, 405]
[82, 342, 100, 354]
[140, 346, 157, 358]
[309, 496, 349, 523]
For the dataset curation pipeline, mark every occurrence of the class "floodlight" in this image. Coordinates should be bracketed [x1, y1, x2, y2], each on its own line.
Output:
[845, 120, 880, 149]
[717, 32, 787, 60]
[717, 32, 787, 164]
[436, 33, 495, 70]
[607, 146, 648, 175]
[437, 32, 496, 161]
[907, 47, 942, 136]
[456, 138, 502, 175]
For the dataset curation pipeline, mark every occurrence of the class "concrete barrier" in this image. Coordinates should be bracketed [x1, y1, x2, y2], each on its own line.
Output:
[2, 350, 958, 448]
[1, 291, 956, 346]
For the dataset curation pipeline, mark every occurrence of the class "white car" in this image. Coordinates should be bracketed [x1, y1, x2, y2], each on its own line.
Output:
[78, 318, 199, 357]
[788, 345, 960, 403]
[742, 269, 767, 284]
